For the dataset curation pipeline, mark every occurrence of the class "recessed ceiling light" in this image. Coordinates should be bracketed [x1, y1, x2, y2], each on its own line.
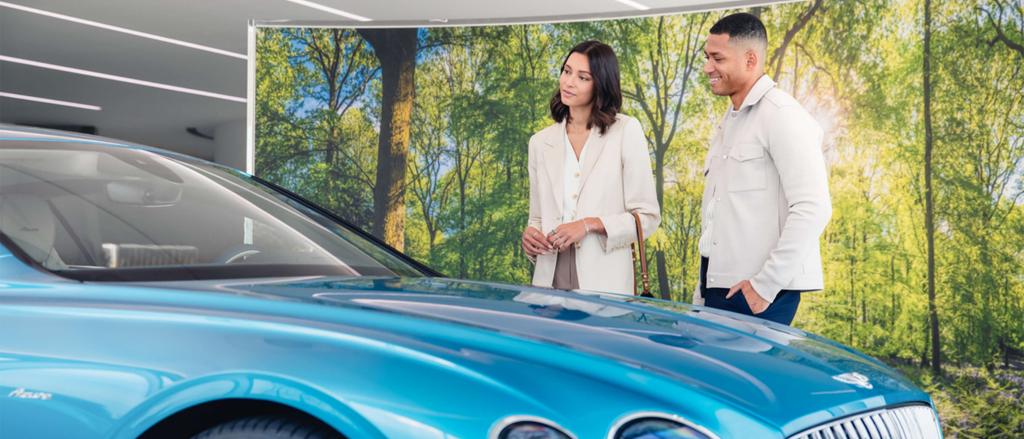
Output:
[0, 1, 246, 60]
[0, 91, 101, 111]
[615, 0, 651, 10]
[283, 0, 372, 21]
[0, 54, 246, 104]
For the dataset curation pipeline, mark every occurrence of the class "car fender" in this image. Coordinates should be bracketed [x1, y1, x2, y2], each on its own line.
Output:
[110, 372, 385, 439]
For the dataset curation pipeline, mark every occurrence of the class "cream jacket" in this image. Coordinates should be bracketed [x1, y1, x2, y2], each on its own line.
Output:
[694, 75, 832, 304]
[527, 114, 660, 295]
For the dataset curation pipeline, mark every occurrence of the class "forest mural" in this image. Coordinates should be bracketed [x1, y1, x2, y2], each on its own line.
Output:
[255, 1, 1024, 435]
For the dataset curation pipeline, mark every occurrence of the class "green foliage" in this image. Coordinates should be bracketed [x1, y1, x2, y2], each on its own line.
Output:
[899, 364, 1024, 437]
[255, 28, 378, 228]
[256, 0, 1023, 432]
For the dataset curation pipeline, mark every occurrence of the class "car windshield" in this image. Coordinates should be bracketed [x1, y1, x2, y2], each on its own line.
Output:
[0, 135, 426, 281]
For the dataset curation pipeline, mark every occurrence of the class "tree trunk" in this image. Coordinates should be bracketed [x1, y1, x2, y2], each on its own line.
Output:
[458, 150, 468, 278]
[359, 28, 418, 251]
[652, 156, 671, 300]
[678, 200, 699, 302]
[923, 0, 942, 376]
[890, 256, 897, 329]
[768, 0, 823, 78]
[655, 252, 671, 300]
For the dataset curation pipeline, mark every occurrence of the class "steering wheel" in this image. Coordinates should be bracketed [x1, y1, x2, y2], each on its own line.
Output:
[214, 244, 263, 264]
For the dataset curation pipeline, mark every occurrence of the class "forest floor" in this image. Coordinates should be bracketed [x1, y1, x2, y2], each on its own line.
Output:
[888, 361, 1024, 438]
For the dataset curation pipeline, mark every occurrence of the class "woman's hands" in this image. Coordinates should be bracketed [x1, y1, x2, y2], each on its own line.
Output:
[548, 218, 605, 251]
[522, 226, 553, 257]
[524, 218, 606, 256]
[547, 220, 586, 251]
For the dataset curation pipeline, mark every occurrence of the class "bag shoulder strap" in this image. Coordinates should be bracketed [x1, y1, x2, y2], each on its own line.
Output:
[630, 212, 652, 297]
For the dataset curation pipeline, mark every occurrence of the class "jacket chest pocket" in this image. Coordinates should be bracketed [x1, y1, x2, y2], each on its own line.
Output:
[726, 143, 767, 192]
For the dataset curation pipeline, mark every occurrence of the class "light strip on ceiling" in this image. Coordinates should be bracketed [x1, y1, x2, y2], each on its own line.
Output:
[0, 1, 247, 60]
[615, 0, 651, 10]
[0, 91, 101, 111]
[0, 54, 247, 104]
[283, 0, 372, 21]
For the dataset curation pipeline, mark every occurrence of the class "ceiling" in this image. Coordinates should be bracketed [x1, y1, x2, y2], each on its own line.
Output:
[0, 0, 779, 167]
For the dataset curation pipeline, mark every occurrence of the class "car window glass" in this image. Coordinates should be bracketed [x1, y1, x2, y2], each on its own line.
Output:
[0, 142, 423, 280]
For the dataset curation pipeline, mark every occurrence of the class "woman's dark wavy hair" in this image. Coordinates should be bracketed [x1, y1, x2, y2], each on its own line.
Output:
[549, 40, 622, 135]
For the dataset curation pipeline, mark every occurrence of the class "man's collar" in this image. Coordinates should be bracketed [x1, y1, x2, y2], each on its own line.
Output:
[736, 74, 776, 111]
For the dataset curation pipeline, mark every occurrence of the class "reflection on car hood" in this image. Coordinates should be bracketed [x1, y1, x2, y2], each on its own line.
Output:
[142, 276, 928, 430]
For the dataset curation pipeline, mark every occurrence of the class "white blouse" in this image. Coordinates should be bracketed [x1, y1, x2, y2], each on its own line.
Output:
[562, 125, 591, 223]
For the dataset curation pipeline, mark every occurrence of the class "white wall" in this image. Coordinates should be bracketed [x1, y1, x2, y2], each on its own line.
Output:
[213, 118, 246, 171]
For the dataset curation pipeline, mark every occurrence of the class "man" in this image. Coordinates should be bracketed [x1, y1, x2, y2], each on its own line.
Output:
[693, 12, 831, 326]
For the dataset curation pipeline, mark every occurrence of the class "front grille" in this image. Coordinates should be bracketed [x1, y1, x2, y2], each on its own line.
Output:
[790, 404, 941, 439]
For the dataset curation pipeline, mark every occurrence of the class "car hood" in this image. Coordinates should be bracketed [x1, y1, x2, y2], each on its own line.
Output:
[137, 275, 929, 433]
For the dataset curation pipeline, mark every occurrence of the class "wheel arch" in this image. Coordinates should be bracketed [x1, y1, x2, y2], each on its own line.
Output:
[111, 372, 384, 439]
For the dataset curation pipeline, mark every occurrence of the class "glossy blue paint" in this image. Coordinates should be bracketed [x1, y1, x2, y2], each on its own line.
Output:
[0, 270, 935, 438]
[0, 127, 938, 439]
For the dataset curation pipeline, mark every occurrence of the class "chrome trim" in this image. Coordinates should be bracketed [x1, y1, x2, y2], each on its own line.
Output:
[607, 411, 721, 439]
[789, 404, 941, 439]
[488, 415, 578, 439]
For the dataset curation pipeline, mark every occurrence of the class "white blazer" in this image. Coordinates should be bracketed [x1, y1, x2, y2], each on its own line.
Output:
[527, 114, 660, 295]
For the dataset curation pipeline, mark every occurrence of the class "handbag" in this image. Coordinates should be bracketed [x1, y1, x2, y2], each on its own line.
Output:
[630, 211, 654, 298]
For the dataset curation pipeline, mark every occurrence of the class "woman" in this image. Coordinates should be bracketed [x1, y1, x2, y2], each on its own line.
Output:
[521, 40, 660, 295]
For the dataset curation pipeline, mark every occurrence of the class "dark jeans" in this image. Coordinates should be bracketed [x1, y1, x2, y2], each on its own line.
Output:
[700, 257, 802, 325]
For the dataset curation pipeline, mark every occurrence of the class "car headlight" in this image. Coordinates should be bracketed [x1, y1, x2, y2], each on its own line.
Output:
[497, 421, 573, 439]
[616, 417, 714, 439]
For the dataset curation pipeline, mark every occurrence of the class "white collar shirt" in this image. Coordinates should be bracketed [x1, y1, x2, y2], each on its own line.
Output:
[562, 125, 591, 223]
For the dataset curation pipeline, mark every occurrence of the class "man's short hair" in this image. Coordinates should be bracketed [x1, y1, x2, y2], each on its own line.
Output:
[710, 13, 768, 58]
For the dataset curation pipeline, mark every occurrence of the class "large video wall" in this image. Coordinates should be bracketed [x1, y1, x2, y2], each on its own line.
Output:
[255, 3, 1024, 433]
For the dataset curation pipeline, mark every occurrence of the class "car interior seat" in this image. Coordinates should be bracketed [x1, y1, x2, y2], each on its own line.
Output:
[0, 193, 67, 269]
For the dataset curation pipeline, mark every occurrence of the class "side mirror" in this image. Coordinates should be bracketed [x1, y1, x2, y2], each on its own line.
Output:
[106, 180, 182, 206]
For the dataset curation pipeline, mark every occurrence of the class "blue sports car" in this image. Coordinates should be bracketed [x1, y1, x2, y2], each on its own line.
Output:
[0, 125, 941, 439]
